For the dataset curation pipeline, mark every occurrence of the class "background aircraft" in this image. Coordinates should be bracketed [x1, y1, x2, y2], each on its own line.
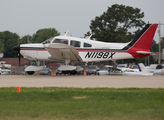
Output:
[138, 63, 164, 76]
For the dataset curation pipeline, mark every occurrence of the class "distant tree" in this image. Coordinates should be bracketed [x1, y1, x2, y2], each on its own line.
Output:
[0, 39, 4, 53]
[150, 40, 159, 52]
[0, 31, 19, 58]
[20, 35, 32, 44]
[85, 4, 146, 43]
[160, 37, 164, 52]
[150, 38, 163, 52]
[32, 28, 60, 43]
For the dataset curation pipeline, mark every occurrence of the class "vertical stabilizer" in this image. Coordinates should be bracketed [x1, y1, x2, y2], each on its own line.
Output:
[138, 63, 147, 72]
[123, 24, 158, 51]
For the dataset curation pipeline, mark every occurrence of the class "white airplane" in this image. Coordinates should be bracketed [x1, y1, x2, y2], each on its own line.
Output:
[13, 24, 158, 75]
[138, 63, 164, 76]
[0, 68, 11, 75]
[0, 53, 12, 69]
[0, 61, 12, 68]
[100, 65, 140, 76]
[113, 63, 164, 76]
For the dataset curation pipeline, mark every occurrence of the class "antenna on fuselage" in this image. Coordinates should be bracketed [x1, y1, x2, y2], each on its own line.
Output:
[64, 30, 69, 36]
[87, 34, 92, 40]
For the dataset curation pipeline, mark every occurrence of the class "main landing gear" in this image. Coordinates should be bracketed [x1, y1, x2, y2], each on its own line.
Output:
[25, 61, 46, 75]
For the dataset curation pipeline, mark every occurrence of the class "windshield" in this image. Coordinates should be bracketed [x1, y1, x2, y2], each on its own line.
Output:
[88, 66, 97, 69]
[117, 65, 126, 68]
[41, 68, 48, 71]
[102, 67, 109, 70]
[52, 39, 68, 45]
[156, 65, 163, 69]
[133, 65, 138, 69]
[42, 37, 54, 44]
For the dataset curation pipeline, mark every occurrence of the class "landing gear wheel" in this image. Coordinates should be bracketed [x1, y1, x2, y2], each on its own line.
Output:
[63, 71, 69, 75]
[70, 71, 77, 75]
[27, 71, 35, 75]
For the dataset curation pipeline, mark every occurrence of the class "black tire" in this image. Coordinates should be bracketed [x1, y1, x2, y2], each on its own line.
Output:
[70, 71, 77, 75]
[27, 71, 35, 75]
[63, 71, 69, 75]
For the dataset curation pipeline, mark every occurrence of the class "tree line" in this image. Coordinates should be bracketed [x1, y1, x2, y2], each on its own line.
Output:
[0, 4, 162, 64]
[0, 28, 60, 58]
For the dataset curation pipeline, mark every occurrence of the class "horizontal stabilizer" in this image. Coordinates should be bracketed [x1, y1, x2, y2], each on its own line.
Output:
[136, 51, 156, 55]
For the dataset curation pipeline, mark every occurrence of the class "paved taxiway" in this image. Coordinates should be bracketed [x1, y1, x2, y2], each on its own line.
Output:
[0, 75, 164, 88]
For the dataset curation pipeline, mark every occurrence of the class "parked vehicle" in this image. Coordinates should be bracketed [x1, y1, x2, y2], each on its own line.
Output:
[12, 71, 25, 75]
[86, 65, 99, 75]
[40, 68, 51, 75]
[56, 66, 84, 75]
[0, 69, 11, 75]
[56, 68, 63, 75]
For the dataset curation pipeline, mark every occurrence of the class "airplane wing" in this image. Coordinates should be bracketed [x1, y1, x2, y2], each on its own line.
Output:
[44, 43, 83, 62]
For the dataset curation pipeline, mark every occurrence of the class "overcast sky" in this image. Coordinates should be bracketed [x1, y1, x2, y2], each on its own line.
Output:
[0, 0, 163, 42]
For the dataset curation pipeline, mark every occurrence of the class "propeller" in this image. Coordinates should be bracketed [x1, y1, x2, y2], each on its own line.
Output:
[13, 36, 21, 66]
[12, 45, 20, 66]
[13, 35, 30, 66]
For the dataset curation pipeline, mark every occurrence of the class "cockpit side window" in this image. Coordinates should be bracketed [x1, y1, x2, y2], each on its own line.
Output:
[70, 40, 81, 47]
[84, 43, 92, 47]
[156, 65, 163, 69]
[53, 39, 68, 45]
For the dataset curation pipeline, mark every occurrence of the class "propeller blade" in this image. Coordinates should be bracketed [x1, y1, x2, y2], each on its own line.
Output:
[13, 45, 21, 66]
[18, 52, 20, 66]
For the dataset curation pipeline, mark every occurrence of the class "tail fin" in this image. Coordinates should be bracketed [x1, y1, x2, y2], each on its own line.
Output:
[123, 24, 158, 51]
[138, 63, 147, 72]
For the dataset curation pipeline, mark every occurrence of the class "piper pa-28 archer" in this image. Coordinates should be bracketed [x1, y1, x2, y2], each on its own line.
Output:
[13, 24, 158, 75]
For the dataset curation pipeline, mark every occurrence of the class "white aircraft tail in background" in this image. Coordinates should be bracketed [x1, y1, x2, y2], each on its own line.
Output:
[138, 63, 164, 76]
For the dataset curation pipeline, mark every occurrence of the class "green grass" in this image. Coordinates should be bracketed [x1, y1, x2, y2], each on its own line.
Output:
[0, 87, 164, 120]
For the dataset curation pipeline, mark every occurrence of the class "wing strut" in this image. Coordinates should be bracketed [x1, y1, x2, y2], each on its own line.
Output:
[65, 59, 70, 65]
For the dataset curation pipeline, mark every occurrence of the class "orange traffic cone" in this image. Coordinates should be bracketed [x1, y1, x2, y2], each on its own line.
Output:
[17, 86, 21, 92]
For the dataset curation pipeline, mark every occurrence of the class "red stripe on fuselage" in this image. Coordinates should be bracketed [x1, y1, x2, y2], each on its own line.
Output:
[78, 49, 149, 58]
[20, 48, 47, 51]
[77, 50, 124, 52]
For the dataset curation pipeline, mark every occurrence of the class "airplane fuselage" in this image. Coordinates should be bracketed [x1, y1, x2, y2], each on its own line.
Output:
[12, 24, 158, 75]
[19, 36, 148, 62]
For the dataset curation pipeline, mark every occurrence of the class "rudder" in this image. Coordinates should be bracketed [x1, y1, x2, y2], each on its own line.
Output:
[123, 24, 158, 51]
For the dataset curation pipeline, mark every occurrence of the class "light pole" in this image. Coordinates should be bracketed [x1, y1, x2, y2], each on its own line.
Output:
[158, 22, 164, 64]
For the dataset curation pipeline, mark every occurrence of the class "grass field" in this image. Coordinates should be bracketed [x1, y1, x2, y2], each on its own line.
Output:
[0, 87, 164, 120]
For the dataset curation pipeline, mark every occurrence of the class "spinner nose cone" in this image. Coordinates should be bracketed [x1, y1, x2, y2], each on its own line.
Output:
[12, 45, 20, 52]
